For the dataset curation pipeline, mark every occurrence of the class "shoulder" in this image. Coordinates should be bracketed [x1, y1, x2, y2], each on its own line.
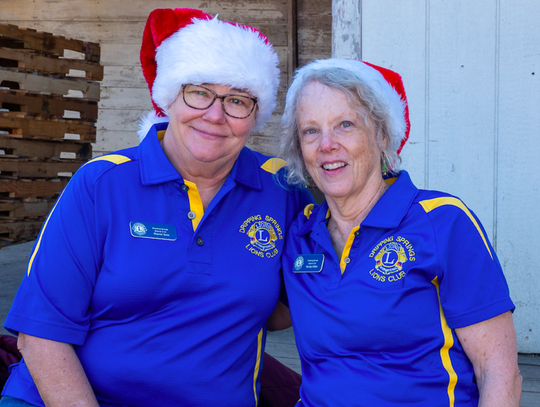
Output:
[243, 147, 311, 196]
[243, 147, 288, 175]
[413, 189, 479, 224]
[412, 189, 493, 257]
[74, 147, 139, 183]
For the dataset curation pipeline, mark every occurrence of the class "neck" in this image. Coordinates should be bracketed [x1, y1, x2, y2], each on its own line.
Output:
[160, 134, 237, 209]
[326, 177, 389, 256]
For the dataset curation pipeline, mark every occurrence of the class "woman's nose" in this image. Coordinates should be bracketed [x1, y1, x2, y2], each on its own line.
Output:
[202, 99, 227, 123]
[319, 130, 337, 151]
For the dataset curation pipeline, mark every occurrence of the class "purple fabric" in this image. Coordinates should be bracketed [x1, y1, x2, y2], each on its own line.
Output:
[260, 353, 301, 407]
[0, 336, 21, 395]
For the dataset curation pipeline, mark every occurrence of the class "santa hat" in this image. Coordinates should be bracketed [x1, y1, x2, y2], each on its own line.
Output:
[138, 8, 280, 140]
[286, 59, 410, 155]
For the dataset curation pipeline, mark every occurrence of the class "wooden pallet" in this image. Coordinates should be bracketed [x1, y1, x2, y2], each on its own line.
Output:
[0, 23, 100, 249]
[0, 89, 98, 121]
[0, 23, 100, 63]
[0, 67, 100, 100]
[0, 112, 96, 141]
[0, 179, 68, 199]
[0, 46, 104, 80]
[0, 136, 91, 161]
[0, 158, 84, 179]
[0, 220, 45, 244]
[0, 199, 54, 220]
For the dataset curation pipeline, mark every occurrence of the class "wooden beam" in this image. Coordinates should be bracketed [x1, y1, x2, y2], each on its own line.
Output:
[0, 47, 104, 80]
[0, 180, 67, 198]
[0, 159, 83, 178]
[0, 89, 98, 121]
[0, 200, 53, 219]
[0, 137, 91, 160]
[287, 0, 298, 82]
[0, 221, 45, 241]
[0, 113, 96, 141]
[332, 0, 362, 59]
[0, 23, 100, 62]
[0, 67, 101, 100]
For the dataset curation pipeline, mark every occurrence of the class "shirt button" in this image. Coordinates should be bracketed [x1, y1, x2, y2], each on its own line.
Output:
[196, 237, 204, 246]
[181, 184, 189, 192]
[187, 211, 196, 220]
[344, 257, 351, 264]
[354, 230, 360, 236]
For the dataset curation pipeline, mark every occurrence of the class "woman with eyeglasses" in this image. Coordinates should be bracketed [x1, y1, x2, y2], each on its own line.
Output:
[1, 8, 311, 407]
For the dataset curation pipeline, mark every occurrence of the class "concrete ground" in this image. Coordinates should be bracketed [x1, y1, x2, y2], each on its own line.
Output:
[1, 241, 539, 405]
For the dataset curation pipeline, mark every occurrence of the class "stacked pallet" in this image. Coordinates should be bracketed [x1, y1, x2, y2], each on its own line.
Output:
[0, 24, 102, 248]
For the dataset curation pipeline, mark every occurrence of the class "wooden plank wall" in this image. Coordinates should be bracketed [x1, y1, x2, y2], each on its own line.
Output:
[361, 0, 540, 353]
[297, 0, 332, 68]
[0, 0, 315, 157]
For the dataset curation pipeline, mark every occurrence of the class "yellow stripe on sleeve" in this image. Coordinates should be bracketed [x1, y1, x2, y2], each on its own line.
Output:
[253, 328, 263, 406]
[340, 226, 359, 275]
[184, 180, 204, 231]
[26, 189, 66, 276]
[432, 277, 458, 406]
[84, 154, 132, 166]
[260, 158, 287, 174]
[419, 197, 492, 259]
[27, 155, 131, 276]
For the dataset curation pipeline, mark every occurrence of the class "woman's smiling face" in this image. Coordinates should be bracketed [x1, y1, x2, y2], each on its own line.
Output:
[297, 81, 383, 201]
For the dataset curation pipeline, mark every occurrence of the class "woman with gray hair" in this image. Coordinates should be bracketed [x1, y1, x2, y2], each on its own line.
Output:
[279, 58, 522, 406]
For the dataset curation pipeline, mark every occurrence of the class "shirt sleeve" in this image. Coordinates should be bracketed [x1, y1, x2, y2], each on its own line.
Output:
[4, 166, 104, 345]
[426, 198, 515, 329]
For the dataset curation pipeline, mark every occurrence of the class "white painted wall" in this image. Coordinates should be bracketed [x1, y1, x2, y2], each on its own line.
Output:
[334, 0, 540, 353]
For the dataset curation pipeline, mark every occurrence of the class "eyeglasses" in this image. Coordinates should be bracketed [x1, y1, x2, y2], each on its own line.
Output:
[182, 84, 258, 119]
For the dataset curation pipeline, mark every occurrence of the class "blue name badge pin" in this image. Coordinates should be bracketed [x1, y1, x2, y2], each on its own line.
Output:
[130, 221, 177, 241]
[293, 254, 325, 273]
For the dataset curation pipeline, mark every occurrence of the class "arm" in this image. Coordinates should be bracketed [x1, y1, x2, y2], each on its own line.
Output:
[267, 300, 292, 331]
[455, 311, 522, 407]
[18, 333, 99, 407]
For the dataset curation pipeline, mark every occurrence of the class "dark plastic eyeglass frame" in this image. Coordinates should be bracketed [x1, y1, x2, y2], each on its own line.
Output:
[182, 84, 258, 119]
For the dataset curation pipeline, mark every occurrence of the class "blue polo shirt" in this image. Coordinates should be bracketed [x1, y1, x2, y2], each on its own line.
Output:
[283, 171, 514, 407]
[3, 123, 312, 407]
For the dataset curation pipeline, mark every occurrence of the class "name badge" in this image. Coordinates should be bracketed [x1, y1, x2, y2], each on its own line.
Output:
[130, 221, 177, 241]
[293, 254, 324, 273]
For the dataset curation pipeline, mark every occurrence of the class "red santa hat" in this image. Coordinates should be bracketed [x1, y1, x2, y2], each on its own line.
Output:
[286, 59, 410, 155]
[138, 8, 280, 140]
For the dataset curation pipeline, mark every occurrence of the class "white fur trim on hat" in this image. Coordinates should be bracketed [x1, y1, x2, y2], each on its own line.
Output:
[138, 16, 280, 141]
[286, 59, 408, 155]
[138, 111, 170, 141]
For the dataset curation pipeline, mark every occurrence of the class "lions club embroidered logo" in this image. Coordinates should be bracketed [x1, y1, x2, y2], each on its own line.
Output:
[239, 215, 283, 258]
[375, 242, 408, 274]
[131, 222, 147, 236]
[368, 236, 416, 283]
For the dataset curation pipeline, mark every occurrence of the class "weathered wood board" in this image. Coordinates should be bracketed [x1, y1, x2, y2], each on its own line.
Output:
[0, 68, 100, 100]
[0, 200, 54, 220]
[0, 221, 45, 243]
[0, 47, 104, 80]
[0, 180, 67, 199]
[0, 159, 83, 179]
[0, 113, 96, 141]
[0, 89, 98, 121]
[0, 23, 100, 62]
[0, 137, 91, 160]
